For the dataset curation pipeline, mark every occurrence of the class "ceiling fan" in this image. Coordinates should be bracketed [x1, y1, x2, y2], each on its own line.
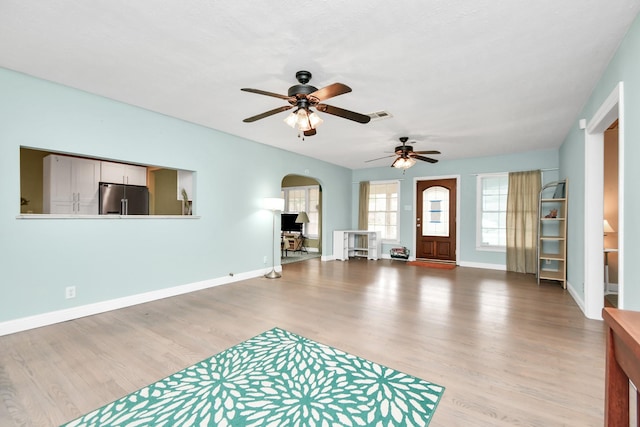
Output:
[241, 70, 371, 137]
[366, 137, 441, 170]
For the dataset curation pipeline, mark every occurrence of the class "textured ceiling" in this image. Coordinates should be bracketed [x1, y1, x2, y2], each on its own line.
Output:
[1, 1, 639, 169]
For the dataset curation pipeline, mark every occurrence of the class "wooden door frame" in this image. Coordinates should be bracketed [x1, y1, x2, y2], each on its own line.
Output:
[412, 174, 461, 263]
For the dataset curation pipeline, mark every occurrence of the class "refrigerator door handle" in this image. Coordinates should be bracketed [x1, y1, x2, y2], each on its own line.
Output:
[121, 198, 128, 215]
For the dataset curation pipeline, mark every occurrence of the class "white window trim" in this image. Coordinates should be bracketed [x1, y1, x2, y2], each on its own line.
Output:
[476, 172, 507, 252]
[369, 179, 401, 244]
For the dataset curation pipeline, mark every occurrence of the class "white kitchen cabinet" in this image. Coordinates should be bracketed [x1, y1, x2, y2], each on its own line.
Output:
[101, 161, 147, 186]
[43, 155, 101, 214]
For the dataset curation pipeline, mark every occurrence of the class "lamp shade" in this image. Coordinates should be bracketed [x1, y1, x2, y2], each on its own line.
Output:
[295, 212, 310, 224]
[603, 219, 615, 233]
[263, 197, 284, 211]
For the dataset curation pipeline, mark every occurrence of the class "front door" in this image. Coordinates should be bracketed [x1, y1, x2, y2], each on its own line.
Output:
[416, 178, 457, 262]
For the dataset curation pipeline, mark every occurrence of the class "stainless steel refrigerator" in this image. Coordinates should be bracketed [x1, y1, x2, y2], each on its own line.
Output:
[99, 182, 149, 215]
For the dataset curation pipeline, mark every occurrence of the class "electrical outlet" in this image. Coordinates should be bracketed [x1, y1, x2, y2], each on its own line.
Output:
[65, 286, 76, 299]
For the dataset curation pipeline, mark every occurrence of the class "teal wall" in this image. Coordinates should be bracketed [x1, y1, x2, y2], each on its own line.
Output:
[0, 68, 352, 323]
[7, 8, 640, 325]
[560, 12, 640, 311]
[352, 150, 559, 266]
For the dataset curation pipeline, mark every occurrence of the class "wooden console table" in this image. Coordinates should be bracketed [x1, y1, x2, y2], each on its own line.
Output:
[602, 307, 640, 426]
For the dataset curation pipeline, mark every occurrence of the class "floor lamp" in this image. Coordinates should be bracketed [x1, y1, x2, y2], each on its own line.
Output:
[295, 211, 310, 253]
[264, 197, 285, 279]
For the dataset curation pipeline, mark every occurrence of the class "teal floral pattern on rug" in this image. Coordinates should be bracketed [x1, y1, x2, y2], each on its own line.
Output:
[62, 328, 444, 427]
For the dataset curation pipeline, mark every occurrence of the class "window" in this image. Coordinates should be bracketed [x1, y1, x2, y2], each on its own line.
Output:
[477, 173, 508, 250]
[423, 186, 450, 237]
[281, 185, 319, 238]
[368, 181, 399, 241]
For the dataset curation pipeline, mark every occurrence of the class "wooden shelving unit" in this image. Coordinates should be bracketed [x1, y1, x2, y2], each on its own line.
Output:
[537, 179, 568, 288]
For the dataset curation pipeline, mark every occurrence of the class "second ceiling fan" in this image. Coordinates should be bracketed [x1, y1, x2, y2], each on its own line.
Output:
[241, 70, 371, 137]
[366, 137, 441, 169]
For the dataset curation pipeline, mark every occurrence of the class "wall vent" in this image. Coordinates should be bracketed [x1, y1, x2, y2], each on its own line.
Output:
[368, 110, 393, 121]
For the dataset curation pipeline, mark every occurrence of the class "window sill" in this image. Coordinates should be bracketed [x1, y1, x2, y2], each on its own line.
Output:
[476, 245, 506, 253]
[381, 239, 400, 245]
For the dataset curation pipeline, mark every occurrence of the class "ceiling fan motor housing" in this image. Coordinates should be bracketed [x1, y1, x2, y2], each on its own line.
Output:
[288, 70, 319, 100]
[395, 145, 413, 156]
[288, 84, 319, 98]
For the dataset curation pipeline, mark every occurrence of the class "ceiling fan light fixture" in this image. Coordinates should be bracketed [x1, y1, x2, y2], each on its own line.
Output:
[284, 111, 298, 128]
[296, 108, 311, 130]
[308, 110, 323, 128]
[392, 156, 416, 169]
[284, 108, 323, 132]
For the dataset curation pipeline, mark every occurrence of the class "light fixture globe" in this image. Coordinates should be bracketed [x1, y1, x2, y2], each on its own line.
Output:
[392, 156, 416, 169]
[308, 111, 323, 128]
[284, 107, 323, 132]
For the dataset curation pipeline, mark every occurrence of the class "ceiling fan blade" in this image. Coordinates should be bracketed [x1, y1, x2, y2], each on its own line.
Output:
[241, 88, 292, 101]
[316, 104, 371, 124]
[309, 83, 352, 102]
[242, 105, 293, 123]
[413, 150, 441, 155]
[364, 154, 395, 163]
[411, 154, 439, 163]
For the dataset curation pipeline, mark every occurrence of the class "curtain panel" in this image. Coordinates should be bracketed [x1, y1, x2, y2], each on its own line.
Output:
[358, 182, 370, 248]
[506, 170, 541, 274]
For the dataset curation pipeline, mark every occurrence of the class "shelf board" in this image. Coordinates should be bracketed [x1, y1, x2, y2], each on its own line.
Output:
[540, 253, 564, 260]
[541, 198, 566, 202]
[539, 269, 565, 280]
[540, 236, 565, 240]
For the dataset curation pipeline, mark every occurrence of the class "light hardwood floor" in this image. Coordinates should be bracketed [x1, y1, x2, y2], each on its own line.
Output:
[0, 259, 606, 426]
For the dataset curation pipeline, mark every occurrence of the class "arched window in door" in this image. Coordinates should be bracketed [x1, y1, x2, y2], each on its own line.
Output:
[423, 186, 450, 237]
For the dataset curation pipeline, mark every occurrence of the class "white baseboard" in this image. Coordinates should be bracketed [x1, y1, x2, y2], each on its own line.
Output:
[565, 280, 595, 319]
[457, 261, 506, 271]
[0, 266, 276, 337]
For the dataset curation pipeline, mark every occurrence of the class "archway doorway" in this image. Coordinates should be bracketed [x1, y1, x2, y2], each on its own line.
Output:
[281, 175, 322, 260]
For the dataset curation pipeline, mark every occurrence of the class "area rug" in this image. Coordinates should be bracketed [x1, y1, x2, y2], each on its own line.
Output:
[62, 327, 444, 427]
[407, 261, 456, 270]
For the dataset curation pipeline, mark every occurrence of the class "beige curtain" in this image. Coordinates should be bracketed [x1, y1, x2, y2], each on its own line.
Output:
[358, 182, 370, 247]
[506, 170, 541, 273]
